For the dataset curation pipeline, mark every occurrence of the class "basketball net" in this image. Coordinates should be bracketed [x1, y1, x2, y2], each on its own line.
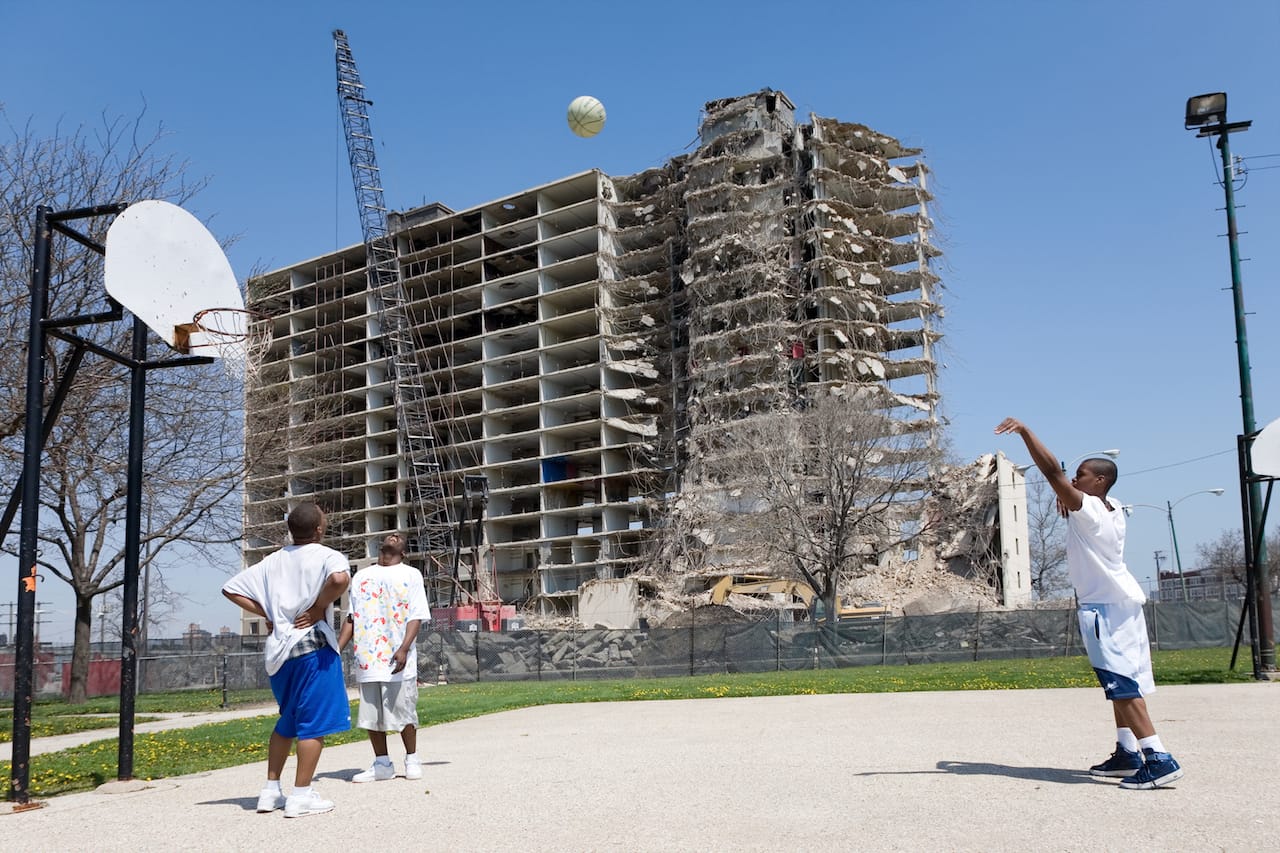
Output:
[185, 307, 272, 383]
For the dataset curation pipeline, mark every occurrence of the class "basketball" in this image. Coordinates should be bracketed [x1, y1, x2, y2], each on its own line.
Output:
[567, 95, 606, 138]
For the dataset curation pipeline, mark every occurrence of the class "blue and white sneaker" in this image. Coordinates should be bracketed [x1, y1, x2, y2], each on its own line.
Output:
[1089, 743, 1144, 778]
[1119, 749, 1184, 789]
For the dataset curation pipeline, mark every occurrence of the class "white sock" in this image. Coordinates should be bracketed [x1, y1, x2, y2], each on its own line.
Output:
[265, 780, 282, 793]
[374, 755, 392, 766]
[405, 752, 417, 761]
[1116, 728, 1139, 752]
[292, 785, 311, 798]
[1138, 735, 1166, 754]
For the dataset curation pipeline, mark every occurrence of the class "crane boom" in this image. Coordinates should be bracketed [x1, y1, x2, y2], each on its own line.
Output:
[333, 29, 454, 577]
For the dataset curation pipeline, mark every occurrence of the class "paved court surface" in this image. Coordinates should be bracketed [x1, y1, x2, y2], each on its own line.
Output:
[2, 683, 1277, 851]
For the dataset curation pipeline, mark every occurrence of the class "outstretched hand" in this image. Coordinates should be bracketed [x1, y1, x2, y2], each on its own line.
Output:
[994, 417, 1027, 436]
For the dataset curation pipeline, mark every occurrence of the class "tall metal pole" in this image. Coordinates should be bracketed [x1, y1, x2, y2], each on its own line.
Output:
[116, 315, 148, 779]
[8, 206, 53, 805]
[1217, 131, 1274, 671]
[1167, 501, 1189, 602]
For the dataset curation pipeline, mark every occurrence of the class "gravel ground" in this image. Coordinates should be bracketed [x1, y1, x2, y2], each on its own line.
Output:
[2, 683, 1277, 852]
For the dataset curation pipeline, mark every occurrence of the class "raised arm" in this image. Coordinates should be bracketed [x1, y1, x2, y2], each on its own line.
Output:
[993, 417, 1083, 512]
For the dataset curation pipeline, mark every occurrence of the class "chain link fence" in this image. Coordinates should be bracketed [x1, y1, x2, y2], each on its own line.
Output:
[3, 596, 1275, 696]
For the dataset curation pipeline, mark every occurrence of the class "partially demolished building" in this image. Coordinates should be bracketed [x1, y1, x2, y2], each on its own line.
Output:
[243, 89, 950, 616]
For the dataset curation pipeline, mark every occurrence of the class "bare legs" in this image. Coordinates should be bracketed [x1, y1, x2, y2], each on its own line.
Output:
[294, 737, 325, 787]
[1112, 697, 1155, 739]
[267, 731, 291, 781]
[366, 725, 417, 757]
[266, 731, 326, 787]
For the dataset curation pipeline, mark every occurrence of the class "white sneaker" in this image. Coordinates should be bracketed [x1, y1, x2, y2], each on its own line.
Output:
[352, 761, 396, 783]
[404, 757, 423, 780]
[283, 789, 334, 818]
[256, 787, 284, 813]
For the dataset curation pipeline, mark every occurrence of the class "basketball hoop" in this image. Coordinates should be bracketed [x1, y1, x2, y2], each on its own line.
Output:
[182, 307, 272, 382]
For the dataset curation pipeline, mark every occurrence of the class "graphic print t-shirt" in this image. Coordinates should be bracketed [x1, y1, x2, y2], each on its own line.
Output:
[348, 562, 431, 683]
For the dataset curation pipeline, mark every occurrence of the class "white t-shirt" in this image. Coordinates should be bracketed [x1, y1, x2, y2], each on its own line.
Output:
[347, 561, 431, 683]
[1067, 493, 1146, 605]
[222, 543, 349, 675]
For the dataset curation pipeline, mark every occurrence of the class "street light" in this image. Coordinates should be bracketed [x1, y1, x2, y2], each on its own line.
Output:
[1183, 92, 1272, 673]
[1014, 449, 1119, 479]
[1124, 489, 1226, 601]
[1061, 449, 1120, 473]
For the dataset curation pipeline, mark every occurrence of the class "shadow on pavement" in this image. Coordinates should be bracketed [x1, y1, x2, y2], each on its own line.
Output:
[852, 761, 1094, 784]
[196, 796, 258, 810]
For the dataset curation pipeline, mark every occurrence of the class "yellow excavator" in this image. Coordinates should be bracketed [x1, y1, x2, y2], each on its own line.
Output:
[705, 574, 888, 621]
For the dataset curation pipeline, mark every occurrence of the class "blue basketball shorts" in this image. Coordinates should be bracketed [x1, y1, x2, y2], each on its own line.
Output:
[269, 646, 351, 740]
[1078, 601, 1155, 700]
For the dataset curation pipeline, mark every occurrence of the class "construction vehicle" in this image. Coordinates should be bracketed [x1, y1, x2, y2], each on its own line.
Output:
[705, 574, 889, 621]
[430, 475, 522, 631]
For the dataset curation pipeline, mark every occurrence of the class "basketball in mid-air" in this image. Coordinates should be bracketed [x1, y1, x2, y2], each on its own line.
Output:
[567, 96, 606, 138]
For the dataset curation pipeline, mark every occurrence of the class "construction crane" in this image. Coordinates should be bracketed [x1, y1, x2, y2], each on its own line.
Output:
[332, 31, 516, 629]
[332, 30, 454, 582]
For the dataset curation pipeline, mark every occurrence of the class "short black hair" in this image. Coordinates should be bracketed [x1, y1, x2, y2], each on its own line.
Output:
[287, 503, 324, 541]
[1082, 458, 1118, 490]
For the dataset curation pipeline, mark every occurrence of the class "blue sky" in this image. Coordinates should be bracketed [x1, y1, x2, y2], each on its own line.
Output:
[3, 1, 1279, 639]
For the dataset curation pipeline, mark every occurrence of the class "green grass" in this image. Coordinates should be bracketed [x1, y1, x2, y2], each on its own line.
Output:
[0, 713, 163, 744]
[2, 647, 1264, 798]
[0, 688, 275, 744]
[0, 688, 276, 716]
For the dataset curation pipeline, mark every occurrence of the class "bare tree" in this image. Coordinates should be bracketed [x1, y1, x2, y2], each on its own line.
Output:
[1, 107, 244, 702]
[688, 392, 937, 620]
[1026, 478, 1071, 599]
[1193, 528, 1280, 591]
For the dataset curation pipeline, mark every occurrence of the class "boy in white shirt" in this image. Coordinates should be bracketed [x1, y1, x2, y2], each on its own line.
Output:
[339, 532, 431, 782]
[223, 503, 351, 816]
[996, 418, 1184, 789]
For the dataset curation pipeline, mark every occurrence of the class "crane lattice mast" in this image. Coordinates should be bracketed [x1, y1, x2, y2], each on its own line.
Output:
[333, 29, 454, 579]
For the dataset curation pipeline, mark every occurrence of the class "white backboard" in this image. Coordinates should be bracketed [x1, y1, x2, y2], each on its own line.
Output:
[1252, 416, 1280, 478]
[104, 200, 242, 352]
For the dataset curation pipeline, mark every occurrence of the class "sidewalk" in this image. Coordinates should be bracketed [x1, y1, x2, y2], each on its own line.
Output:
[2, 683, 1277, 851]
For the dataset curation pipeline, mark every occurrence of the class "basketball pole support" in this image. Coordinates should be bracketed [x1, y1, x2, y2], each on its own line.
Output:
[8, 203, 211, 803]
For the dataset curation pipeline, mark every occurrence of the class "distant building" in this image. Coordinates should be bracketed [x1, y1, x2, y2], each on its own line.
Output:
[182, 622, 213, 649]
[1157, 568, 1246, 602]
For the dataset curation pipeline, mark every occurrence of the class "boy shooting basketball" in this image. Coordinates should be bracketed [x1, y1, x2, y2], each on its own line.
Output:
[995, 418, 1184, 789]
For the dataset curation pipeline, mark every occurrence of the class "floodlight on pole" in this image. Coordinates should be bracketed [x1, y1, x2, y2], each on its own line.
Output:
[1183, 92, 1272, 674]
[1185, 92, 1227, 128]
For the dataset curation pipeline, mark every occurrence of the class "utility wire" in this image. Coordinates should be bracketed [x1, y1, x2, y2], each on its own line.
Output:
[1020, 448, 1236, 486]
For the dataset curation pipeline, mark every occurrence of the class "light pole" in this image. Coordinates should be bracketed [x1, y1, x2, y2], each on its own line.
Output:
[1184, 92, 1273, 672]
[1124, 489, 1225, 601]
[1061, 449, 1120, 473]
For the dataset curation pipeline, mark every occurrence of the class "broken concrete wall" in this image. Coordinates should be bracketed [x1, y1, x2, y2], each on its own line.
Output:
[578, 578, 641, 629]
[614, 89, 947, 599]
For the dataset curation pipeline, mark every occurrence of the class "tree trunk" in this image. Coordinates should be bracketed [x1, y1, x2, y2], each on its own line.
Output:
[68, 595, 94, 704]
[823, 584, 840, 654]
